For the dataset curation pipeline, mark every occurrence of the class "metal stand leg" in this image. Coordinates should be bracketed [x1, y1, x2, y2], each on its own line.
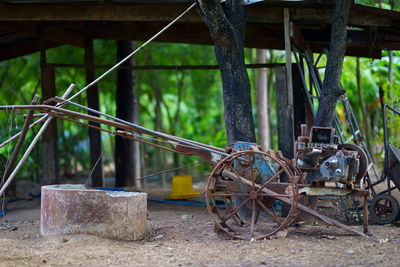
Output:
[363, 195, 369, 234]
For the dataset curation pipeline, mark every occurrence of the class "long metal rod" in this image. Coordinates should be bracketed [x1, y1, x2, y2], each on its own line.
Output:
[0, 86, 75, 197]
[0, 103, 230, 158]
[53, 98, 229, 156]
[2, 95, 38, 182]
[66, 2, 197, 103]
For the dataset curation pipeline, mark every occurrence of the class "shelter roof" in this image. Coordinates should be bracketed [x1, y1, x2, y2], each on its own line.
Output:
[0, 0, 399, 60]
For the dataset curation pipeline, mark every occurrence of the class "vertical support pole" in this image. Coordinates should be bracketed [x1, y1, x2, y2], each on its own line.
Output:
[40, 38, 59, 185]
[284, 8, 294, 110]
[133, 93, 142, 188]
[275, 67, 294, 159]
[256, 49, 269, 151]
[115, 40, 137, 188]
[85, 38, 104, 187]
[275, 65, 294, 217]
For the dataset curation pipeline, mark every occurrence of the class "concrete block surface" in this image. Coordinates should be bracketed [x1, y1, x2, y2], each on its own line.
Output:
[41, 184, 147, 241]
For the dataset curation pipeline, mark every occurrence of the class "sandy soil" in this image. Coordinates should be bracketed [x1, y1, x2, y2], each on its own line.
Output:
[1, 197, 400, 267]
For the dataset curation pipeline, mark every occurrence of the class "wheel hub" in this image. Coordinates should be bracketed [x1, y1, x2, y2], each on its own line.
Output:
[249, 191, 258, 199]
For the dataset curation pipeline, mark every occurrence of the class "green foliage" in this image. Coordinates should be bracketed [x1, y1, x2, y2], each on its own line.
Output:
[0, 41, 227, 182]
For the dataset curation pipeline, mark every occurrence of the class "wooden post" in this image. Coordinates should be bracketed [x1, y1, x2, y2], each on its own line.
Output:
[40, 40, 59, 185]
[275, 65, 294, 217]
[85, 38, 104, 187]
[256, 49, 270, 151]
[284, 8, 294, 110]
[115, 40, 137, 188]
[275, 66, 294, 159]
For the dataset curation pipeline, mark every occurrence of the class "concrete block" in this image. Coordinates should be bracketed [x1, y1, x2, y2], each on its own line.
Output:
[41, 184, 147, 241]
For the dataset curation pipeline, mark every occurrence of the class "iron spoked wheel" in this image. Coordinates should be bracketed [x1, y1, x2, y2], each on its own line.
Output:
[205, 149, 303, 240]
[370, 194, 400, 225]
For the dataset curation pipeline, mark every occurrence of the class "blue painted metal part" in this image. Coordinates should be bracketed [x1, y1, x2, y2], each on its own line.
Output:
[233, 141, 276, 184]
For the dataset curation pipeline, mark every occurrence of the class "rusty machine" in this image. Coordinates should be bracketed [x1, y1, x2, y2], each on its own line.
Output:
[0, 93, 370, 240]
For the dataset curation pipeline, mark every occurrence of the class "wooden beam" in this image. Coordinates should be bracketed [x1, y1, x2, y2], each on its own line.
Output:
[85, 38, 104, 187]
[0, 3, 394, 29]
[0, 22, 85, 47]
[0, 3, 201, 22]
[0, 37, 60, 62]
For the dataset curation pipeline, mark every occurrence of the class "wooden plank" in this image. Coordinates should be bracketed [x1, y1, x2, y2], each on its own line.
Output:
[0, 3, 394, 29]
[0, 3, 202, 22]
[85, 38, 104, 187]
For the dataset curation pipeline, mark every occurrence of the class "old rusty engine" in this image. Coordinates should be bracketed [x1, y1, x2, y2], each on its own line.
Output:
[295, 125, 368, 188]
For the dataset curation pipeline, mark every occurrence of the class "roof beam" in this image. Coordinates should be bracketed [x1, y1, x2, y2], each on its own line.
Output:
[0, 22, 86, 47]
[0, 38, 60, 62]
[0, 3, 394, 29]
[0, 3, 202, 22]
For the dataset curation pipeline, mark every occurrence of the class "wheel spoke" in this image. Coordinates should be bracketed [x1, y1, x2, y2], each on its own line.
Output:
[250, 199, 257, 237]
[208, 193, 249, 197]
[256, 168, 284, 193]
[221, 198, 250, 223]
[256, 199, 281, 224]
[259, 193, 292, 198]
[271, 205, 281, 224]
[230, 166, 252, 190]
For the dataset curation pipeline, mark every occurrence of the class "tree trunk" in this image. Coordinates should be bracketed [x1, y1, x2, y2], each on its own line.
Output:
[115, 40, 137, 187]
[256, 49, 269, 151]
[154, 84, 167, 188]
[314, 0, 351, 127]
[197, 0, 256, 146]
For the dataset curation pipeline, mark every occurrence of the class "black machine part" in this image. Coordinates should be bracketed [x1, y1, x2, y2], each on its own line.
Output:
[369, 194, 400, 225]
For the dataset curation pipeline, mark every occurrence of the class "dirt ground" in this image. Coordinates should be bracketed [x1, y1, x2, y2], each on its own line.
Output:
[1, 196, 400, 267]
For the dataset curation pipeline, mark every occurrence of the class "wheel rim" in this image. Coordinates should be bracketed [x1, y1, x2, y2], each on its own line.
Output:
[205, 149, 303, 240]
[375, 199, 394, 219]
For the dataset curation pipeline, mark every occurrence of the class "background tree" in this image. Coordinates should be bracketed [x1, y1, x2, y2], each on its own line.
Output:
[197, 0, 256, 146]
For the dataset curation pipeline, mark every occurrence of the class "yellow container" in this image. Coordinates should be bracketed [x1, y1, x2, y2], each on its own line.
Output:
[167, 175, 200, 200]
